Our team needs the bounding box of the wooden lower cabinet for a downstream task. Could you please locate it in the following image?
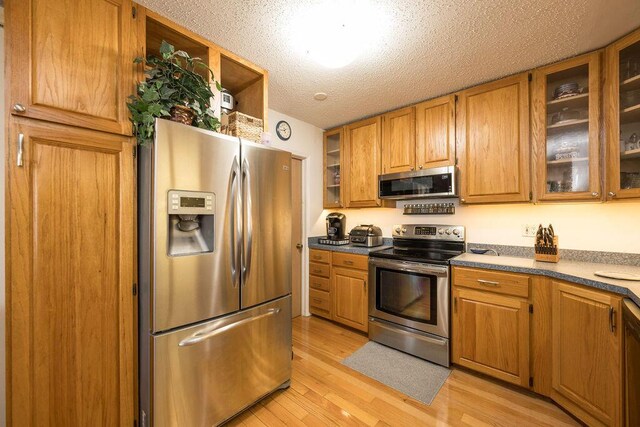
[452,267,624,426]
[551,281,622,427]
[332,266,368,332]
[6,118,136,426]
[308,250,368,332]
[309,249,332,319]
[452,287,530,387]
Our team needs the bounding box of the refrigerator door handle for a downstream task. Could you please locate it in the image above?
[177,308,281,347]
[230,157,241,288]
[241,157,253,285]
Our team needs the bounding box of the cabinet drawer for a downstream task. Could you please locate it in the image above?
[309,305,331,319]
[309,249,330,264]
[309,289,331,312]
[332,252,368,271]
[309,262,330,278]
[453,267,530,298]
[309,275,330,292]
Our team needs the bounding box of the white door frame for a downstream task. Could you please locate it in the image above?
[291,154,310,317]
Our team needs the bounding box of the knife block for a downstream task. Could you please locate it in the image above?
[534,236,560,263]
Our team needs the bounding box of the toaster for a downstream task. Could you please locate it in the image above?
[349,225,384,247]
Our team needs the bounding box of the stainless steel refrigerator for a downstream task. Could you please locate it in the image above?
[138,119,292,426]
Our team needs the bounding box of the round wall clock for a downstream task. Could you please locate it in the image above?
[276,120,292,141]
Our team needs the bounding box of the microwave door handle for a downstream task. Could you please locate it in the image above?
[241,157,253,285]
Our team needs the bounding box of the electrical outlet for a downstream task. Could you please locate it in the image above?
[521,224,538,237]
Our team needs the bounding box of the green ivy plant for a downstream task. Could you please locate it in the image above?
[127,41,222,145]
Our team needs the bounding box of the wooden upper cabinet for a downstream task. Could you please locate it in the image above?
[605,27,640,200]
[457,73,531,203]
[381,107,415,174]
[415,95,456,169]
[345,117,382,207]
[551,281,622,427]
[323,127,345,208]
[532,52,601,202]
[6,118,136,426]
[6,0,137,135]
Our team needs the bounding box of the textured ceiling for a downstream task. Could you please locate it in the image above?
[137,0,640,130]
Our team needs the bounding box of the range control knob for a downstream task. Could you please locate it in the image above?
[394,225,402,234]
[445,229,452,235]
[453,229,460,236]
[401,227,407,233]
[438,229,444,235]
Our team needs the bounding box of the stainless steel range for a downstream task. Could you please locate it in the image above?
[368,224,465,367]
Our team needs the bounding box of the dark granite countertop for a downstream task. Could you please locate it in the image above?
[308,236,392,255]
[451,253,640,306]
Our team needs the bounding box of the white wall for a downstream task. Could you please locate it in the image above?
[266,109,325,315]
[326,200,640,253]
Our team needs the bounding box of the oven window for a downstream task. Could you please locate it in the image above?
[376,268,437,324]
[379,173,452,197]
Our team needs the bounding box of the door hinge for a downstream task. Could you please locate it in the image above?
[529,304,533,314]
[133,283,137,296]
[454,94,459,103]
[528,73,532,82]
[132,6,137,18]
[529,377,534,387]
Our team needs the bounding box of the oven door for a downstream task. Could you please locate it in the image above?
[369,257,449,338]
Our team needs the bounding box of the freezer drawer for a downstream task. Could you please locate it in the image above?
[149,296,292,426]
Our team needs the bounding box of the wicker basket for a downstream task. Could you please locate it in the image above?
[220,111,263,142]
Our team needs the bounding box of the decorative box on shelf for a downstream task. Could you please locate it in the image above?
[220,111,263,142]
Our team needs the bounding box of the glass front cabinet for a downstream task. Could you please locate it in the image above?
[323,127,344,208]
[606,29,640,200]
[532,52,601,201]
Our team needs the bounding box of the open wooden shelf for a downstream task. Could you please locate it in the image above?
[620,103,640,125]
[621,73,640,91]
[547,157,589,165]
[547,118,589,130]
[547,93,589,114]
[621,148,640,160]
[326,163,340,168]
[326,148,340,154]
[326,184,340,188]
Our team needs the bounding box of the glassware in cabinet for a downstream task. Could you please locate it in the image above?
[533,53,601,201]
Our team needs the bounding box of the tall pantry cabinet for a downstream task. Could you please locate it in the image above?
[5,0,138,425]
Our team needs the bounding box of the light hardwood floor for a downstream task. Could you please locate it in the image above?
[226,316,579,426]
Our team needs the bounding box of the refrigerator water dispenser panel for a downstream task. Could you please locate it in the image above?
[167,190,215,256]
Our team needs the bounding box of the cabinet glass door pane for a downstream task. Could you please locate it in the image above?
[325,133,341,204]
[545,64,590,193]
[619,41,640,190]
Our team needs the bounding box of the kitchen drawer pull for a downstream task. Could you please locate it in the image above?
[477,279,499,286]
[609,306,616,333]
[312,298,322,304]
[313,269,322,274]
[343,260,354,265]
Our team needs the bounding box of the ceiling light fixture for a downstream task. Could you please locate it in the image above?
[292,0,388,69]
[314,92,328,101]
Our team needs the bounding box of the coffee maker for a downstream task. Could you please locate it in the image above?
[326,212,346,241]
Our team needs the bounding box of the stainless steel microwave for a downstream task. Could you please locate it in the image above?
[378,166,457,200]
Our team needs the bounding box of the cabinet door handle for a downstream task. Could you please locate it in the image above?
[608,191,616,198]
[477,279,499,287]
[591,192,599,197]
[16,133,24,167]
[609,306,615,333]
[13,103,26,113]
